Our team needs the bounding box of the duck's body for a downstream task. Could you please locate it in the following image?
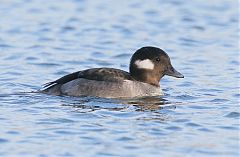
[41,46,184,98]
[42,68,163,98]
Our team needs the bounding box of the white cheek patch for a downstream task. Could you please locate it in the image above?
[134,59,154,70]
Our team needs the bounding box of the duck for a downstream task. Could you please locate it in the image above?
[41,46,184,98]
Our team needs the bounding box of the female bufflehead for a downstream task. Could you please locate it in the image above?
[41,46,184,98]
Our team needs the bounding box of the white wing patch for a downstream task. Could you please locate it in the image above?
[134,59,154,70]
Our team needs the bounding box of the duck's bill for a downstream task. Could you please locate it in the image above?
[165,67,184,78]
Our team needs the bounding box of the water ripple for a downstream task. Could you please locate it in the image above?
[0,0,238,157]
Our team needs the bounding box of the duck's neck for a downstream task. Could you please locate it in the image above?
[130,69,163,87]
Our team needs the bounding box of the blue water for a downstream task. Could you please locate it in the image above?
[0,0,239,156]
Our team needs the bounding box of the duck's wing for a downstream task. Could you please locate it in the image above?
[42,68,134,89]
[78,68,134,82]
[42,71,80,88]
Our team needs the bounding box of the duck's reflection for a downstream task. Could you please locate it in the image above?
[126,96,171,111]
[60,96,175,112]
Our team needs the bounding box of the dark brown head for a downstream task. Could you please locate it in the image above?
[129,46,184,86]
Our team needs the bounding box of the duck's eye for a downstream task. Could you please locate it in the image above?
[155,57,160,62]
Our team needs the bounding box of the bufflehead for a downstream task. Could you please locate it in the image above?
[41,46,184,98]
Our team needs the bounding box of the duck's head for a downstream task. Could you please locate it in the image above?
[129,46,184,86]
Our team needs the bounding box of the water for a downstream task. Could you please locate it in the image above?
[0,0,239,156]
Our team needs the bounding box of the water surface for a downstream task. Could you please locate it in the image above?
[0,0,239,156]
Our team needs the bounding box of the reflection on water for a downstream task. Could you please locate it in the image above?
[0,0,239,157]
[61,96,173,112]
